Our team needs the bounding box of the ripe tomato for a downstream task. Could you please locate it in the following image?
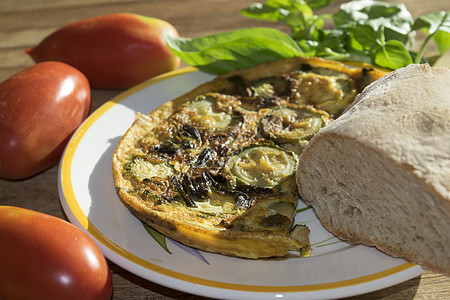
[0,61,90,180]
[0,206,113,300]
[26,13,180,89]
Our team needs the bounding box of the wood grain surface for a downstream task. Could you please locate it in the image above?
[0,0,449,299]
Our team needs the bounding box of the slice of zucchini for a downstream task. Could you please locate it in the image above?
[184,95,232,130]
[248,77,289,98]
[293,72,357,116]
[127,157,174,180]
[225,145,298,188]
[260,106,330,143]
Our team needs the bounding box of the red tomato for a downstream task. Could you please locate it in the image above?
[0,206,113,300]
[0,61,90,180]
[26,13,180,89]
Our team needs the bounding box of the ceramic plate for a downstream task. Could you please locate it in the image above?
[58,67,423,300]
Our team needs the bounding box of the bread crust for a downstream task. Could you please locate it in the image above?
[297,64,450,275]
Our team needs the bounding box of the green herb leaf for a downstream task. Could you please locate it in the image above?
[433,29,450,55]
[242,0,336,20]
[351,24,383,50]
[305,0,336,10]
[317,28,348,57]
[167,0,449,75]
[412,11,450,35]
[142,222,172,254]
[412,11,450,58]
[333,0,415,47]
[241,1,291,22]
[242,0,316,36]
[164,28,302,74]
[374,39,412,69]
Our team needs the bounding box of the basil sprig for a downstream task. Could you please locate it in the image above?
[412,11,450,65]
[165,0,450,73]
[164,27,302,74]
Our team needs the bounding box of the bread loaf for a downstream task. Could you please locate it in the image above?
[296,64,450,275]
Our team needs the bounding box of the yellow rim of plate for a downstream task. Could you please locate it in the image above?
[60,66,417,293]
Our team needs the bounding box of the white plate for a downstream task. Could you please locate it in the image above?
[58,67,423,300]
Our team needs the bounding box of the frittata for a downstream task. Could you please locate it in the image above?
[112,57,385,258]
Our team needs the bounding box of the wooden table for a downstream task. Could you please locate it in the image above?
[1,0,449,299]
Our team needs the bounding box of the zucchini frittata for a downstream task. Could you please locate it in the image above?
[112,57,386,258]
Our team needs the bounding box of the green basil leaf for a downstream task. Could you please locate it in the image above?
[242,1,316,33]
[412,11,450,55]
[374,39,412,69]
[241,0,309,21]
[334,0,414,47]
[241,1,290,22]
[285,4,314,30]
[351,24,383,50]
[336,0,413,28]
[142,222,172,254]
[296,39,319,56]
[164,28,302,74]
[165,27,300,54]
[412,11,450,34]
[316,28,348,57]
[433,30,450,55]
[242,0,335,16]
[305,0,336,10]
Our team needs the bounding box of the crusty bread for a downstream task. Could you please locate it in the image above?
[296,64,450,275]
